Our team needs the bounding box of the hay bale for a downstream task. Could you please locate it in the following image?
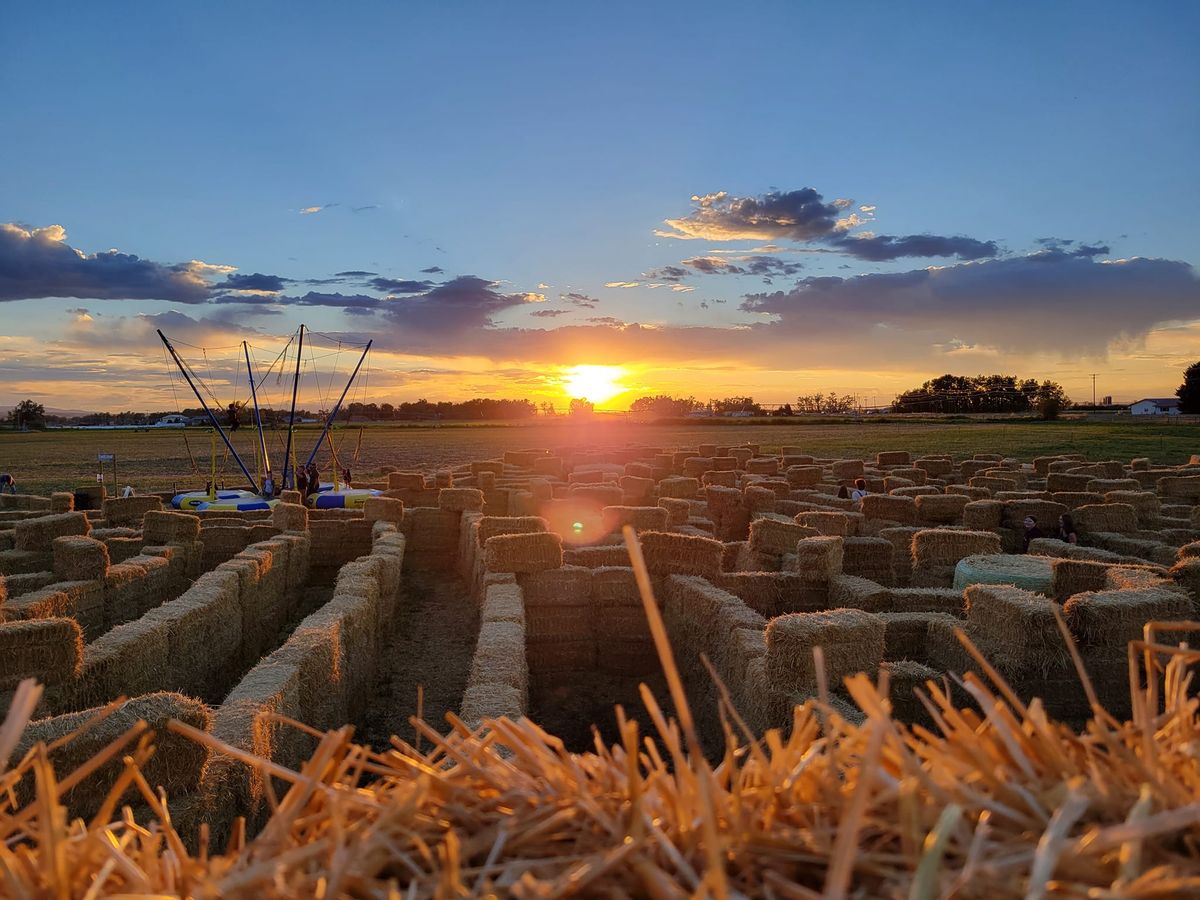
[73,615,172,709]
[832,459,865,479]
[879,611,959,661]
[590,566,640,606]
[562,545,631,568]
[765,608,884,695]
[1074,503,1138,535]
[3,586,71,621]
[518,565,591,607]
[14,512,91,552]
[876,451,910,466]
[1047,473,1094,492]
[657,497,693,526]
[101,495,162,526]
[49,492,75,513]
[842,537,894,584]
[637,531,723,578]
[481,582,525,625]
[525,640,596,673]
[142,510,201,544]
[602,505,670,533]
[362,496,404,527]
[791,536,844,583]
[1064,588,1194,648]
[748,518,818,556]
[477,516,547,544]
[915,457,954,478]
[829,574,890,612]
[953,553,1054,593]
[0,618,83,690]
[860,494,916,525]
[1049,559,1109,600]
[795,511,853,536]
[914,493,969,525]
[51,535,110,581]
[460,682,524,727]
[888,587,965,615]
[469,621,528,697]
[912,529,1001,567]
[964,583,1067,675]
[657,477,700,499]
[485,532,562,573]
[266,501,306,532]
[440,488,485,513]
[387,472,426,491]
[13,692,210,820]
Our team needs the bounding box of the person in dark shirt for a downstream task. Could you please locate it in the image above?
[295,469,309,496]
[0,473,15,495]
[1058,513,1078,545]
[1022,515,1044,552]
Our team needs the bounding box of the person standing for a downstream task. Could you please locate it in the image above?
[850,478,868,501]
[1022,515,1044,552]
[0,473,15,495]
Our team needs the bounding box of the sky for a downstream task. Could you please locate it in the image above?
[1,0,1198,412]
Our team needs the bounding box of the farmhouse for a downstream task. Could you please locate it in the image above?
[1129,397,1181,415]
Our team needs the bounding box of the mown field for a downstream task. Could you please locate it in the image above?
[1,417,1197,494]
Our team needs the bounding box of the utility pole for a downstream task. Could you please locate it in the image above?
[1089,373,1097,407]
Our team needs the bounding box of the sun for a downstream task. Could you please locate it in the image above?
[560,365,627,405]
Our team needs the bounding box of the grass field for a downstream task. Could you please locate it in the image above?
[1,417,1197,494]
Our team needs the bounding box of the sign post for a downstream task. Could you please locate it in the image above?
[97,453,116,491]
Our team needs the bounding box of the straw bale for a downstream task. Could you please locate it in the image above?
[887,586,965,614]
[795,510,854,536]
[51,535,110,581]
[530,456,563,478]
[101,495,162,526]
[517,565,591,607]
[970,475,1019,493]
[1047,473,1094,493]
[964,583,1067,675]
[682,457,713,478]
[469,620,528,696]
[142,569,242,697]
[700,470,736,488]
[728,447,754,467]
[829,574,890,612]
[912,529,1001,567]
[49,492,74,513]
[1000,499,1068,531]
[460,682,524,727]
[860,494,916,524]
[890,486,940,499]
[525,640,596,673]
[655,497,692,527]
[637,530,724,578]
[596,639,659,677]
[945,484,990,501]
[705,455,735,471]
[878,611,957,661]
[1049,559,1109,600]
[484,531,562,573]
[14,512,91,552]
[1086,478,1140,494]
[1064,587,1194,648]
[925,617,977,675]
[733,541,780,572]
[1104,564,1172,591]
[914,457,954,478]
[842,537,894,582]
[765,608,884,695]
[602,505,670,533]
[745,457,780,476]
[657,476,700,499]
[0,617,83,690]
[1048,491,1103,510]
[386,472,426,491]
[1171,558,1200,601]
[1103,490,1159,524]
[4,584,72,620]
[439,487,485,513]
[142,510,200,544]
[791,535,844,582]
[525,598,594,641]
[889,467,927,486]
[568,483,624,508]
[876,451,910,466]
[1067,461,1125,479]
[562,545,631,568]
[594,603,651,640]
[748,517,818,556]
[13,692,210,820]
[914,493,969,525]
[1158,475,1200,500]
[590,566,640,606]
[954,553,1054,593]
[832,459,865,479]
[716,572,823,617]
[619,475,654,501]
[1074,503,1138,535]
[73,615,171,709]
[481,582,525,625]
[474,515,545,546]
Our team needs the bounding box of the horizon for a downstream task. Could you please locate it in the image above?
[2,2,1198,412]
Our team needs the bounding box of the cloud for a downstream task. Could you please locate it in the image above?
[676,255,804,279]
[377,275,545,343]
[561,292,598,308]
[605,281,640,288]
[368,277,436,294]
[213,272,291,293]
[352,205,379,212]
[832,233,999,262]
[421,266,444,274]
[531,308,570,318]
[643,265,690,281]
[658,189,843,242]
[299,203,338,215]
[0,223,219,303]
[587,316,625,325]
[335,270,376,277]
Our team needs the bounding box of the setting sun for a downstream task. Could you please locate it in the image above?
[560,365,627,405]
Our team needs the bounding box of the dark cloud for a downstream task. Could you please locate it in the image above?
[659,189,844,242]
[420,266,444,274]
[586,316,625,326]
[368,277,436,294]
[212,272,291,292]
[351,205,379,212]
[561,291,598,308]
[290,292,382,310]
[1030,242,1110,259]
[0,223,215,303]
[334,270,376,277]
[378,276,543,341]
[531,308,570,317]
[832,233,999,262]
[644,265,690,282]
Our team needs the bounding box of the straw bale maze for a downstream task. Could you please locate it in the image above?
[3,445,1200,839]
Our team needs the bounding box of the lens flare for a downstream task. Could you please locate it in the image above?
[561,365,626,405]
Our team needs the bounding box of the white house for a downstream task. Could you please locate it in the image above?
[1129,398,1181,416]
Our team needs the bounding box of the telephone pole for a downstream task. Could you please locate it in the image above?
[1089,373,1098,407]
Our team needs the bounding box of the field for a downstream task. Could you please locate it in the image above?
[3,415,1198,494]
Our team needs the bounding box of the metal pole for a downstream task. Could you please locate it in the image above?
[156,329,259,493]
[244,341,271,481]
[281,325,305,490]
[304,340,372,470]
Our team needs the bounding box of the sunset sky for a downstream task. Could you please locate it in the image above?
[2,2,1198,412]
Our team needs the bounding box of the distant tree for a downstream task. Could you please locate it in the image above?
[710,396,763,415]
[893,374,1067,414]
[568,398,594,417]
[1034,380,1070,420]
[772,403,794,417]
[629,394,703,418]
[7,399,46,430]
[796,393,857,414]
[539,401,557,417]
[1178,361,1200,414]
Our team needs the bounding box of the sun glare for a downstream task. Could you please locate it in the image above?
[560,365,627,405]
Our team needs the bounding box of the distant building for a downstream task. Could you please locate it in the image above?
[155,414,188,427]
[1129,398,1181,416]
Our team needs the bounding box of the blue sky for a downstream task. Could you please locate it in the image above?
[2,1,1198,409]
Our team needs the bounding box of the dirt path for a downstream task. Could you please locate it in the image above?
[362,570,478,751]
